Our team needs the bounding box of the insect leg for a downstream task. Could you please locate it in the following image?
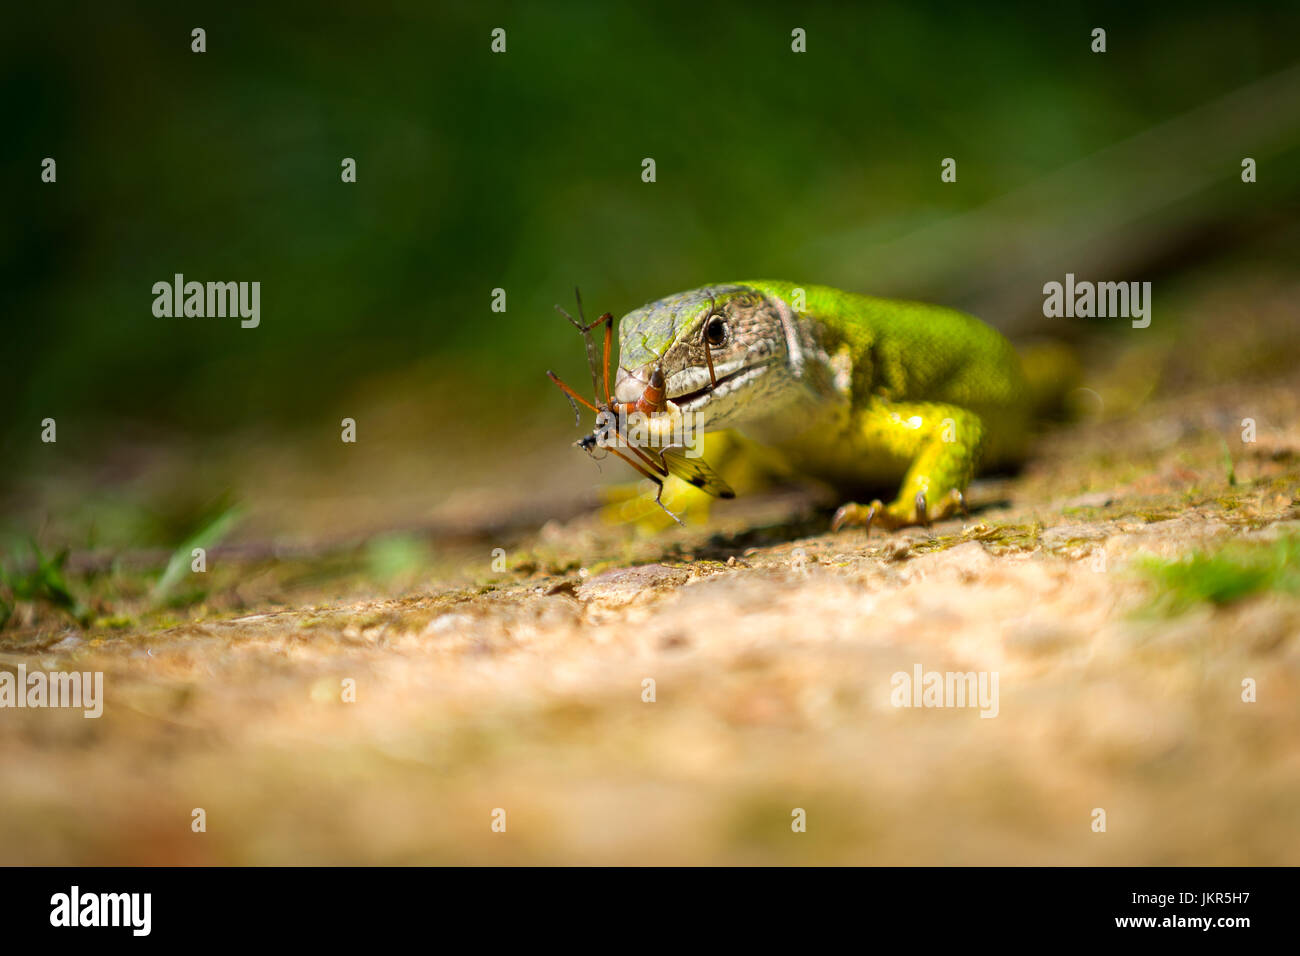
[700,294,719,388]
[547,370,603,425]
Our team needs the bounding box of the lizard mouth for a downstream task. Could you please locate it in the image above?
[670,361,772,406]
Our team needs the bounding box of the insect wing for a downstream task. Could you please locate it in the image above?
[660,447,735,499]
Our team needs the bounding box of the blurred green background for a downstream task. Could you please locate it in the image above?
[3,0,1299,557]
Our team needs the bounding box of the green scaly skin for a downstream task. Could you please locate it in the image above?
[605,281,1033,531]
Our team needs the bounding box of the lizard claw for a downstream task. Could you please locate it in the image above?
[831,500,880,533]
[951,488,968,517]
[830,504,851,532]
[838,488,969,531]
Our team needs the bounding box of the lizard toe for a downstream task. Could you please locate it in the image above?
[831,500,881,533]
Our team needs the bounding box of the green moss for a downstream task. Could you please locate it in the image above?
[92,614,136,629]
[506,548,584,576]
[909,532,967,555]
[1134,508,1180,523]
[357,611,398,629]
[962,521,1043,554]
[579,559,618,578]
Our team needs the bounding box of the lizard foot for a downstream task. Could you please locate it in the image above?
[831,499,883,533]
[831,488,967,532]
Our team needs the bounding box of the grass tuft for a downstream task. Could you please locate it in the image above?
[1138,535,1300,614]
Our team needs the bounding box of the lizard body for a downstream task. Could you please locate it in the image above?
[604,281,1037,529]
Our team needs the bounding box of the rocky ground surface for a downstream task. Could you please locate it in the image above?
[3,283,1299,864]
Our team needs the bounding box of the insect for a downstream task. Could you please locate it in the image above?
[547,289,734,524]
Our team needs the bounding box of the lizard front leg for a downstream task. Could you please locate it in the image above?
[831,401,983,532]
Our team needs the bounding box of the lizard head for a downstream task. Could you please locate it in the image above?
[612,284,800,431]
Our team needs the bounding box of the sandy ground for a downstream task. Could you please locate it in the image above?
[3,283,1299,864]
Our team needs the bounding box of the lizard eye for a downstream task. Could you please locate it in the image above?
[703,315,728,348]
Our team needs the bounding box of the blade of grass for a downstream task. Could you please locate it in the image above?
[152,504,243,603]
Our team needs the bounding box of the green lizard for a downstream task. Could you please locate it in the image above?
[598,281,1056,532]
